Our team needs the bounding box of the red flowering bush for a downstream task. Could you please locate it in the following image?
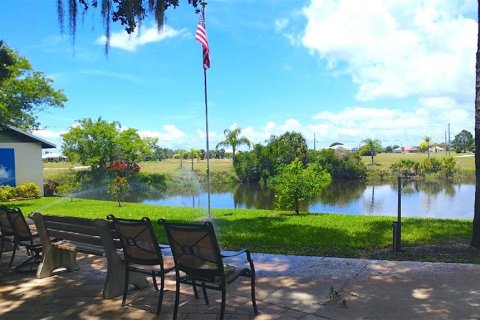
[104,160,140,177]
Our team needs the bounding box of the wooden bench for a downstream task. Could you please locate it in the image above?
[30,212,149,299]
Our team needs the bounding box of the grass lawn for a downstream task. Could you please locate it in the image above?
[43,159,234,179]
[139,159,234,175]
[3,197,477,263]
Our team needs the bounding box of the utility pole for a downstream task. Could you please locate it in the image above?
[445,130,447,155]
[314,132,316,151]
[448,123,451,156]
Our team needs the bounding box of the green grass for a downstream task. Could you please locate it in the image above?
[3,197,473,260]
[139,159,234,175]
[43,159,234,180]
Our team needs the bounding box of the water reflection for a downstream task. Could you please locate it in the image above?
[78,179,475,220]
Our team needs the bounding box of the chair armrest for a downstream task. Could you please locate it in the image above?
[221,249,248,258]
[159,244,170,250]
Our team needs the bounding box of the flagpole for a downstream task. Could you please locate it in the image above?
[201,2,211,219]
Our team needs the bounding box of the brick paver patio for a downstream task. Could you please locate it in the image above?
[2,250,480,319]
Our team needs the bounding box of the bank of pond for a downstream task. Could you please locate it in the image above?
[1,197,473,260]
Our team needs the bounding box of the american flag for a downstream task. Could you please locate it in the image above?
[195,11,210,70]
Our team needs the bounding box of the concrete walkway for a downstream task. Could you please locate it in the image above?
[1,251,480,319]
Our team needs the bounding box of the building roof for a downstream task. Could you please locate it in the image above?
[1,125,56,148]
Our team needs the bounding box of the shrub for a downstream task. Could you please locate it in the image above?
[441,157,457,179]
[314,149,367,180]
[0,185,16,201]
[14,183,40,199]
[421,158,442,174]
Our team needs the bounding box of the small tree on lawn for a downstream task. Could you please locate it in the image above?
[270,158,331,215]
[107,176,129,207]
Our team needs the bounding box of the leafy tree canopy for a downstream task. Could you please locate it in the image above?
[61,118,153,171]
[57,0,202,53]
[329,142,343,147]
[0,41,67,130]
[452,129,474,153]
[270,158,331,214]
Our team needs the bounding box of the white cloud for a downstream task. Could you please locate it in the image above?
[301,0,476,101]
[97,25,186,52]
[310,97,471,147]
[140,124,185,141]
[33,129,66,153]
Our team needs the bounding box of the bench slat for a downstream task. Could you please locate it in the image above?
[43,215,96,226]
[44,221,99,236]
[47,230,103,247]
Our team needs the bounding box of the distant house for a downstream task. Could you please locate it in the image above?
[0,125,55,196]
[42,152,68,162]
[430,146,445,153]
[393,146,418,154]
[329,144,349,153]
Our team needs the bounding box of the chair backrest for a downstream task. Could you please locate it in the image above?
[159,220,224,278]
[0,206,14,237]
[107,215,163,265]
[6,207,33,243]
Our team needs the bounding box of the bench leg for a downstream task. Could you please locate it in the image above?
[103,257,148,299]
[37,247,79,279]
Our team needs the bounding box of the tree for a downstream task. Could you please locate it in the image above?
[116,128,153,163]
[0,41,67,130]
[452,130,474,153]
[57,0,201,54]
[270,159,331,215]
[216,128,252,164]
[422,136,432,158]
[329,142,343,147]
[266,131,309,166]
[189,148,201,170]
[61,118,150,174]
[472,0,480,248]
[362,139,382,164]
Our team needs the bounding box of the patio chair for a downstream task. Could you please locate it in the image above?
[159,219,258,320]
[6,207,42,271]
[107,215,174,315]
[0,205,16,261]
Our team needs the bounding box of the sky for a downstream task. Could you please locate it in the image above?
[0,0,477,152]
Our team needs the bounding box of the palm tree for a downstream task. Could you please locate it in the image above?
[190,149,201,170]
[216,128,252,164]
[423,136,432,158]
[362,138,382,165]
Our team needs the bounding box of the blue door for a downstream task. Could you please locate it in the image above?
[0,148,16,187]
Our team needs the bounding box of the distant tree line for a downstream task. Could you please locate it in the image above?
[233,131,367,183]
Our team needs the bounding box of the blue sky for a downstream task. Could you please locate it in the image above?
[0,0,477,152]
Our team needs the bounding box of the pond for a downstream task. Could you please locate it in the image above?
[136,180,475,220]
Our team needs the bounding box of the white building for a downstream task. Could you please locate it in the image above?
[0,125,55,196]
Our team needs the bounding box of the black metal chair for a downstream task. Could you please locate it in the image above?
[107,215,174,315]
[0,205,16,261]
[159,219,258,320]
[6,207,42,271]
